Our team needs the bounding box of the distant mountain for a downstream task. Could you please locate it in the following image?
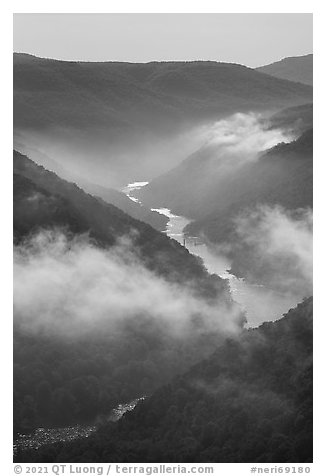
[18,298,312,463]
[257,54,313,86]
[14,54,312,187]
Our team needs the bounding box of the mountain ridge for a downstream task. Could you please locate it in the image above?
[14,52,312,187]
[256,54,313,86]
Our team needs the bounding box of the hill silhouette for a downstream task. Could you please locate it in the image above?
[257,54,313,86]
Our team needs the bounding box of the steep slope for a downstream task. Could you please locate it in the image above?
[77,181,168,231]
[185,128,313,241]
[137,114,312,222]
[14,54,312,186]
[13,150,223,296]
[14,151,244,433]
[136,121,312,294]
[183,129,313,293]
[17,298,312,463]
[13,140,168,231]
[267,103,313,135]
[14,173,88,238]
[257,54,313,86]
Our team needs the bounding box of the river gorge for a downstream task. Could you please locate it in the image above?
[123,181,303,328]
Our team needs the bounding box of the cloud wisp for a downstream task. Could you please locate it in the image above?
[233,205,313,296]
[204,112,292,167]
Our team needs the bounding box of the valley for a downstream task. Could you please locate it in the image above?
[12,39,313,464]
[122,179,303,328]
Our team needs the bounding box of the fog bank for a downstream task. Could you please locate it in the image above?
[233,205,312,296]
[14,230,242,337]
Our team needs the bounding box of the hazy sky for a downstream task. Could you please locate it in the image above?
[13,13,312,67]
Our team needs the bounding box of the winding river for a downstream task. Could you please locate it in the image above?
[123,182,302,328]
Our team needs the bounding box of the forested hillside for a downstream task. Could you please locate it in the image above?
[14,54,312,186]
[14,54,312,130]
[14,150,226,293]
[14,151,242,433]
[185,128,312,241]
[13,140,168,231]
[16,298,312,463]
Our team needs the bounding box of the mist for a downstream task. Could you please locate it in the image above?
[14,230,242,338]
[14,121,215,189]
[232,205,313,296]
[201,112,294,176]
[14,110,294,195]
[137,111,296,221]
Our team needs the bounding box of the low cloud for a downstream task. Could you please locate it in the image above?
[14,230,242,338]
[204,112,293,169]
[233,205,313,296]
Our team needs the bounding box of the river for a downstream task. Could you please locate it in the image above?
[123,182,302,328]
[14,397,145,455]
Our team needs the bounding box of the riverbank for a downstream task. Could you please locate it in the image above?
[14,397,146,455]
